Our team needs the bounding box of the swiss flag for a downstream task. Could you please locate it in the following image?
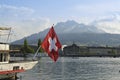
[41,26,62,62]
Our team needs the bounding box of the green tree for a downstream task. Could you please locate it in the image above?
[24,39,28,49]
[20,38,34,53]
[37,39,41,48]
[37,39,43,52]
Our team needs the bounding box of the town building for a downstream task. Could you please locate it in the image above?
[63,44,120,57]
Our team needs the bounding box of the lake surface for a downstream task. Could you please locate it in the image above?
[18,57,120,80]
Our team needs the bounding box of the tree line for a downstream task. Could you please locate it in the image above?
[20,38,43,54]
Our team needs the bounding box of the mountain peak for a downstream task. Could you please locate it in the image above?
[65,20,78,24]
[13,20,106,44]
[56,20,78,27]
[54,20,105,34]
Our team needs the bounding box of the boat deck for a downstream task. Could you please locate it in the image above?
[9,60,37,63]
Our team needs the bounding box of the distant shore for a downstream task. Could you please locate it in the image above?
[60,54,120,58]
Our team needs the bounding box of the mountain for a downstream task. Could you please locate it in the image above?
[12,20,120,46]
[54,20,105,33]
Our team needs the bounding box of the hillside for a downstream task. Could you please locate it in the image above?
[12,20,120,46]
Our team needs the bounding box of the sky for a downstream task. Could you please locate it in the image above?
[0,0,120,41]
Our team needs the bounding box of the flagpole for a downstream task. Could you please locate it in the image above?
[33,46,41,60]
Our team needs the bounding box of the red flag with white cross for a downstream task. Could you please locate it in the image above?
[41,26,61,62]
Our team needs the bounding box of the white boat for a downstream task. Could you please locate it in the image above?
[0,27,38,79]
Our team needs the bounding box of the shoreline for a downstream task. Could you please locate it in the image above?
[60,55,120,58]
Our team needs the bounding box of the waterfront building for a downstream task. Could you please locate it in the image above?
[63,44,120,57]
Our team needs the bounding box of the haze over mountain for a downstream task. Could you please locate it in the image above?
[54,20,105,34]
[12,20,120,46]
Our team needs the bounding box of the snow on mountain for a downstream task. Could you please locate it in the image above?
[54,20,105,34]
[12,20,105,45]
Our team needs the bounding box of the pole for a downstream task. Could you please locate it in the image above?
[20,75,22,80]
[33,46,41,60]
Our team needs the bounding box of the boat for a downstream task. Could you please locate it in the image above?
[0,27,38,79]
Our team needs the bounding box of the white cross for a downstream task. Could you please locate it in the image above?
[48,37,58,52]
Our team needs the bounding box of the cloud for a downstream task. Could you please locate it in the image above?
[93,13,120,34]
[4,17,51,41]
[73,1,120,17]
[0,5,51,41]
[0,5,34,18]
[14,18,51,38]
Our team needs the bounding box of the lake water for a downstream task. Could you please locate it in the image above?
[18,57,120,80]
